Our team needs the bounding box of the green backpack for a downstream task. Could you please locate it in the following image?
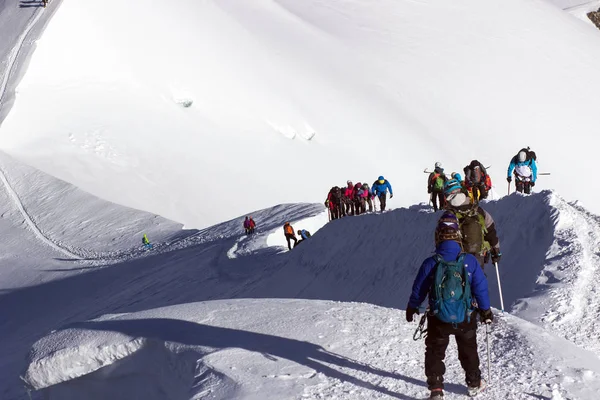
[455,209,490,256]
[432,173,445,192]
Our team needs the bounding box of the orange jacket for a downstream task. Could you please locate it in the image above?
[284,224,294,235]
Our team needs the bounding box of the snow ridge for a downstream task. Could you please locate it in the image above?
[528,195,600,355]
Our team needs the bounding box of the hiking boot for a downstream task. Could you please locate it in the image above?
[467,379,486,397]
[429,388,444,399]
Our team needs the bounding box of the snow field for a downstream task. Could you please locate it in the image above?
[2,0,600,228]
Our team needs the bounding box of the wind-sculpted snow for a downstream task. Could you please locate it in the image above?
[2,171,600,399]
[24,299,600,399]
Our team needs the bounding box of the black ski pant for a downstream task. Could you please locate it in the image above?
[515,180,532,194]
[425,313,481,391]
[430,191,445,212]
[366,197,373,212]
[345,199,354,216]
[329,202,341,220]
[378,194,387,211]
[354,198,366,215]
[285,234,297,250]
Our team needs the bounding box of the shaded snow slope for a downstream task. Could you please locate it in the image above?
[25,299,600,400]
[4,189,600,399]
[2,0,600,228]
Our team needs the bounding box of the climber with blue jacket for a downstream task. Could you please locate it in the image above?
[371,176,393,212]
[507,147,538,194]
[406,212,491,399]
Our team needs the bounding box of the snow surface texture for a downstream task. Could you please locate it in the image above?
[0,184,596,399]
[24,300,600,400]
[2,0,600,228]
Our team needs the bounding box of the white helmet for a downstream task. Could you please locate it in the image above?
[518,151,527,162]
[435,162,442,168]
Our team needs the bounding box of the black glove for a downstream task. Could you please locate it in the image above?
[491,250,502,264]
[406,307,419,322]
[530,181,535,187]
[479,309,493,324]
[506,177,512,183]
[427,188,432,194]
[390,193,394,198]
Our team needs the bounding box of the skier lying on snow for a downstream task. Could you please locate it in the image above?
[406,213,493,399]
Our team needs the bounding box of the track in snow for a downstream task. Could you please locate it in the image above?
[0,4,43,112]
[0,160,80,259]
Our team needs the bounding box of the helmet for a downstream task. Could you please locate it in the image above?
[444,179,462,195]
[518,151,527,162]
[378,176,384,181]
[435,212,462,245]
[451,172,462,182]
[435,162,442,168]
[297,230,302,235]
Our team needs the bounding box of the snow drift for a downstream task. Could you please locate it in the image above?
[5,188,599,399]
[1,0,600,228]
[24,299,600,400]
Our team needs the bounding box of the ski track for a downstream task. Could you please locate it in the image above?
[0,5,43,108]
[0,161,80,259]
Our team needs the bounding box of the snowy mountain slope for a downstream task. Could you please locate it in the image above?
[3,188,600,398]
[0,153,322,399]
[23,299,600,400]
[2,0,600,228]
[0,0,59,123]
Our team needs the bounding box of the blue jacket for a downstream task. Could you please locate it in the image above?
[299,229,310,240]
[507,157,537,182]
[371,180,393,196]
[408,240,490,311]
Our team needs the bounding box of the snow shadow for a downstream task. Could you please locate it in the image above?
[64,318,465,399]
[19,0,45,8]
[482,192,555,311]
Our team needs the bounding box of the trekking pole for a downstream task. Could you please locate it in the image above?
[538,172,551,176]
[327,207,331,222]
[507,181,511,196]
[494,262,505,313]
[486,323,492,384]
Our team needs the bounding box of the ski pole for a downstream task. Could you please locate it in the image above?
[507,181,511,196]
[538,172,551,176]
[486,323,491,384]
[494,262,505,313]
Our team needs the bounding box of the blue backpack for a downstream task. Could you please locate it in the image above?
[431,253,473,324]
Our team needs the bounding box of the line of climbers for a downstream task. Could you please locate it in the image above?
[405,150,540,398]
[427,147,538,212]
[325,176,393,220]
[407,156,516,398]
